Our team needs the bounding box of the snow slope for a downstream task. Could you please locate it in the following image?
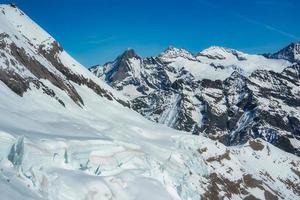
[0,4,299,200]
[0,4,125,103]
[1,73,300,200]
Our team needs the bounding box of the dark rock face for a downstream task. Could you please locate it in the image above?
[9,42,84,106]
[0,69,29,96]
[104,49,141,84]
[38,42,122,104]
[91,46,300,156]
[0,30,129,109]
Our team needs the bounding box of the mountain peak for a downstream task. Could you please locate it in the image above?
[200,46,235,55]
[163,45,190,54]
[0,3,17,7]
[8,3,17,8]
[165,45,180,51]
[119,48,140,60]
[198,46,247,61]
[159,46,194,60]
[289,41,300,46]
[0,3,22,14]
[272,42,300,62]
[281,42,300,52]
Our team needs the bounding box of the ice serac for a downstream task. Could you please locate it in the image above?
[91,43,300,156]
[1,4,300,200]
[7,137,24,167]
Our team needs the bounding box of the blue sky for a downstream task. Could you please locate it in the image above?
[2,0,300,66]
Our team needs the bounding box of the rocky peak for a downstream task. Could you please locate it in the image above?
[100,48,142,85]
[91,42,300,156]
[119,48,140,60]
[271,42,300,62]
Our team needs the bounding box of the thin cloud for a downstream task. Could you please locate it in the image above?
[264,25,300,40]
[234,13,300,40]
[195,0,300,40]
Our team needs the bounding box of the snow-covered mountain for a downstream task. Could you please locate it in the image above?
[0,4,300,200]
[269,42,300,63]
[0,4,128,108]
[90,43,300,156]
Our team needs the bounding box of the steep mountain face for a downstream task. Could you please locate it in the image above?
[0,4,128,108]
[1,4,300,200]
[269,42,300,63]
[91,44,300,156]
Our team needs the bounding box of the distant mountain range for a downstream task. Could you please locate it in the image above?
[90,43,300,156]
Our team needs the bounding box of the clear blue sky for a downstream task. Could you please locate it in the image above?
[2,0,300,66]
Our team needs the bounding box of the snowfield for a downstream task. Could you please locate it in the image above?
[0,4,299,200]
[1,82,299,200]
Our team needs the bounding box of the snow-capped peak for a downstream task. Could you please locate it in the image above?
[272,42,300,62]
[197,46,247,61]
[159,46,195,60]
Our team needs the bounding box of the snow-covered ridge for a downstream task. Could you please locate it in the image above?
[0,4,54,49]
[197,46,246,60]
[159,46,196,60]
[0,3,127,106]
[91,43,300,156]
[95,44,291,83]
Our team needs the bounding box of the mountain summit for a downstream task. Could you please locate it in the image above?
[159,46,195,60]
[197,46,247,61]
[271,42,300,62]
[91,44,300,156]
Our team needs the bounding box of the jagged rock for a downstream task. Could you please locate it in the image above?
[91,45,300,156]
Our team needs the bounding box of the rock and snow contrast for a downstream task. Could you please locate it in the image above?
[91,42,300,157]
[0,4,299,200]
